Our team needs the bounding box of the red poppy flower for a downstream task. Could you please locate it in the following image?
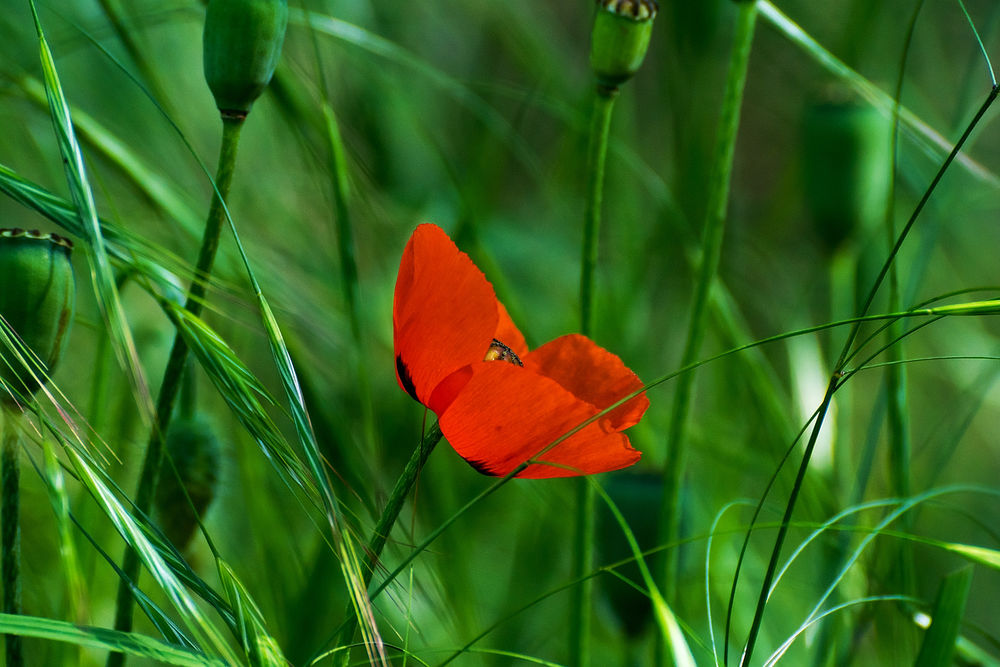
[393,223,648,479]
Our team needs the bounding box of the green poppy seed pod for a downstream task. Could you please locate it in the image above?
[802,97,892,251]
[153,417,222,550]
[203,0,289,120]
[598,472,663,638]
[0,229,75,406]
[590,0,658,91]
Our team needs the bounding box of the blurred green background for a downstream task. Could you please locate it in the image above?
[2,0,1000,664]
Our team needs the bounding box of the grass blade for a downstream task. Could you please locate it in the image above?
[0,613,222,667]
[914,566,974,667]
[26,0,155,430]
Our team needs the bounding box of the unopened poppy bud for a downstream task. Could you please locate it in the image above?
[153,417,222,550]
[0,229,75,405]
[203,0,288,120]
[590,0,658,91]
[802,95,891,250]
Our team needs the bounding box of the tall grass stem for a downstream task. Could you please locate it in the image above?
[738,80,1000,667]
[572,86,618,667]
[659,0,758,604]
[2,407,23,666]
[334,424,442,665]
[107,116,245,667]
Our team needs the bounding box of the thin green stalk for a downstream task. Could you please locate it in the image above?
[1,407,23,667]
[578,90,617,338]
[884,3,920,642]
[322,103,379,458]
[334,424,442,665]
[737,78,1000,667]
[107,117,245,667]
[572,86,617,667]
[659,0,758,604]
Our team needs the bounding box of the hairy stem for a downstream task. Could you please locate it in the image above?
[2,407,23,667]
[659,0,758,606]
[107,116,244,667]
[335,424,442,665]
[571,85,618,667]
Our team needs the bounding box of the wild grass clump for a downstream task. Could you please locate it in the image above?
[0,1,998,665]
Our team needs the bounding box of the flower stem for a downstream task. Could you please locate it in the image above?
[107,116,244,667]
[335,423,442,665]
[572,85,618,667]
[658,1,758,610]
[579,88,618,339]
[1,406,23,667]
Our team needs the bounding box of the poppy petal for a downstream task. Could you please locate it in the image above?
[524,334,649,431]
[439,363,641,479]
[393,224,499,408]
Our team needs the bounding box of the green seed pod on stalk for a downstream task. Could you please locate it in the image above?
[153,416,222,550]
[203,0,288,120]
[590,0,658,92]
[802,96,892,251]
[0,229,75,407]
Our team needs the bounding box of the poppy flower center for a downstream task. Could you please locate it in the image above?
[484,338,523,366]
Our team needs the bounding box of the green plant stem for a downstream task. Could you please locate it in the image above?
[571,85,617,667]
[2,407,23,667]
[335,424,441,665]
[322,103,378,458]
[738,77,1000,667]
[659,0,758,606]
[107,116,244,667]
[885,4,918,640]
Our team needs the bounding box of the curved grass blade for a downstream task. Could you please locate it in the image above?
[61,443,241,663]
[590,479,695,667]
[26,0,155,431]
[758,0,999,186]
[0,163,181,291]
[914,566,974,667]
[159,300,316,504]
[940,542,1000,570]
[0,613,222,667]
[216,560,286,666]
[17,74,202,239]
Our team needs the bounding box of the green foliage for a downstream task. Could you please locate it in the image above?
[0,1,998,665]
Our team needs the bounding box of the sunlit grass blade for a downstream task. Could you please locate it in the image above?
[914,566,974,667]
[758,0,999,186]
[0,613,222,667]
[0,163,178,285]
[253,292,386,666]
[159,300,316,502]
[61,443,240,662]
[216,560,285,666]
[27,0,155,430]
[18,75,202,239]
[590,479,695,666]
[940,543,1000,569]
[39,439,87,625]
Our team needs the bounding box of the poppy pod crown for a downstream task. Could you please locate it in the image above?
[0,228,76,406]
[393,223,648,479]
